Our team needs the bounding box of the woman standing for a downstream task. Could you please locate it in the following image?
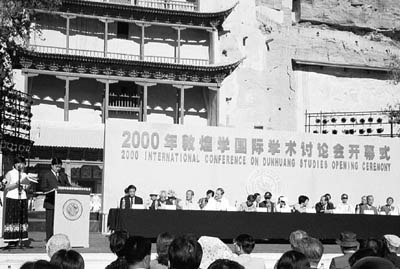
[2,156,32,244]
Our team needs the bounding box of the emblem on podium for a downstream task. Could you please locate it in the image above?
[63,199,83,221]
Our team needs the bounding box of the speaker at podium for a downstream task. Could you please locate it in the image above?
[53,186,91,248]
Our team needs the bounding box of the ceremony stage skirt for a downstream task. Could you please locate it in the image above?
[4,198,28,242]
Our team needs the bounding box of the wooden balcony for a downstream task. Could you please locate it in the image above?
[84,0,199,11]
[28,45,209,66]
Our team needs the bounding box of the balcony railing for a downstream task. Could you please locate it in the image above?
[85,0,199,12]
[28,45,209,66]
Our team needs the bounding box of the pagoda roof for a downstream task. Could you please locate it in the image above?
[57,0,238,28]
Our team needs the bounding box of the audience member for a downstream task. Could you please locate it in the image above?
[294,237,324,269]
[199,236,234,269]
[355,196,367,214]
[293,195,309,213]
[208,259,244,269]
[21,260,58,269]
[254,193,262,207]
[289,230,308,250]
[204,188,230,211]
[232,234,266,269]
[383,234,400,268]
[330,232,359,269]
[120,185,143,209]
[46,234,71,259]
[259,192,275,212]
[276,196,292,213]
[50,249,85,269]
[238,195,257,212]
[179,190,198,210]
[276,250,311,269]
[351,257,395,269]
[348,249,378,267]
[315,195,334,213]
[336,194,354,214]
[150,232,175,269]
[199,190,215,210]
[359,195,378,215]
[106,231,129,269]
[380,198,400,216]
[125,236,151,269]
[168,235,203,269]
[363,238,388,257]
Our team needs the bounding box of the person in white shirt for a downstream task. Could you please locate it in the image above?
[276,196,292,213]
[233,234,266,269]
[204,188,230,211]
[335,193,354,214]
[179,190,198,210]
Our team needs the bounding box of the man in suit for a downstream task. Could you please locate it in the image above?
[120,185,143,209]
[359,195,378,215]
[330,232,359,269]
[40,157,71,241]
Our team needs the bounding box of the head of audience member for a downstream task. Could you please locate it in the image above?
[298,196,309,207]
[324,193,331,201]
[21,260,58,269]
[51,157,63,174]
[207,259,244,269]
[125,236,151,269]
[348,248,378,266]
[156,232,175,266]
[289,230,308,250]
[186,190,195,202]
[46,233,71,258]
[383,234,400,253]
[198,236,234,269]
[14,156,26,172]
[254,193,261,204]
[319,196,327,206]
[50,249,84,269]
[336,232,359,254]
[385,197,394,207]
[245,195,256,207]
[363,238,389,257]
[264,192,272,202]
[366,195,374,206]
[294,237,324,268]
[215,188,224,202]
[126,185,136,198]
[360,196,367,205]
[351,257,395,269]
[276,250,311,269]
[168,235,203,269]
[233,234,255,255]
[206,190,215,200]
[160,191,168,202]
[341,194,349,204]
[109,231,128,258]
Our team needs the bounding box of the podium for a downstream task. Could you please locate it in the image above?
[53,186,91,248]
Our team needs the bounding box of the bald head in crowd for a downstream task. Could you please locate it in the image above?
[294,237,324,268]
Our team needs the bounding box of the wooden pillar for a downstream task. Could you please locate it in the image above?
[100,19,114,57]
[173,27,186,64]
[56,76,79,122]
[97,79,118,122]
[136,82,156,122]
[61,15,76,54]
[23,73,38,94]
[208,86,219,126]
[173,85,192,125]
[136,23,151,60]
[208,29,218,64]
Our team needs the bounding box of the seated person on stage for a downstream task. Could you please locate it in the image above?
[380,197,400,216]
[50,249,85,269]
[289,230,308,250]
[150,232,175,269]
[179,190,198,210]
[315,195,334,213]
[325,193,335,209]
[253,193,262,208]
[208,259,244,269]
[204,188,230,211]
[125,236,151,269]
[293,195,309,213]
[355,195,367,214]
[167,189,180,206]
[359,195,378,215]
[157,190,173,209]
[293,237,324,269]
[233,234,266,269]
[238,195,257,212]
[106,231,128,269]
[276,196,291,213]
[46,233,71,259]
[169,235,203,269]
[276,250,310,269]
[147,191,158,210]
[335,194,354,214]
[198,190,214,210]
[120,185,143,209]
[329,231,359,269]
[383,234,400,268]
[258,192,275,212]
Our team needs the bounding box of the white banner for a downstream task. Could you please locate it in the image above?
[103,119,400,212]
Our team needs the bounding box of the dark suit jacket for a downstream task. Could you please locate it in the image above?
[40,170,71,209]
[315,202,335,213]
[120,196,143,209]
[359,204,378,215]
[329,253,353,269]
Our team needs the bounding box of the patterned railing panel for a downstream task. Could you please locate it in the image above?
[84,0,198,11]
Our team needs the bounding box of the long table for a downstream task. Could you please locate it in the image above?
[107,209,400,240]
